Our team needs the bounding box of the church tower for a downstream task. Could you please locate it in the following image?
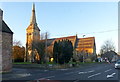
[26,3,40,62]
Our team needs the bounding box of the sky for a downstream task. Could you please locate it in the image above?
[1,2,118,54]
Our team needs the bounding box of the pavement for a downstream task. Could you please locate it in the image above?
[2,63,120,81]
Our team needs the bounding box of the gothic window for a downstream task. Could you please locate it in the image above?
[28,33,31,35]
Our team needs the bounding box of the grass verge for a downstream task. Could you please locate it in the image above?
[13,62,32,64]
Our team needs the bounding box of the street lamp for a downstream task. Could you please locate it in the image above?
[83,35,85,63]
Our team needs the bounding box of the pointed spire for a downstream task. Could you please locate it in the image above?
[32,3,35,11]
[30,3,37,25]
[27,3,40,31]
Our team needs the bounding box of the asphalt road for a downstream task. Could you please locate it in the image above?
[2,63,120,81]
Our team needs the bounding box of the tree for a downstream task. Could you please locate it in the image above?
[12,40,25,62]
[31,32,50,63]
[100,40,116,62]
[102,51,118,62]
[40,32,50,40]
[100,40,116,55]
[32,41,45,63]
[13,46,25,62]
[13,39,22,47]
[53,41,59,63]
[53,40,73,64]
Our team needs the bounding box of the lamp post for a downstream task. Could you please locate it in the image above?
[83,35,85,63]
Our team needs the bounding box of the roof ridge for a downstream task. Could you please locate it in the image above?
[2,20,13,34]
[55,35,76,39]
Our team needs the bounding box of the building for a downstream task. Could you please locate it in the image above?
[47,36,96,62]
[26,3,40,62]
[26,4,96,62]
[47,35,78,56]
[0,9,13,72]
[102,51,119,62]
[76,37,96,55]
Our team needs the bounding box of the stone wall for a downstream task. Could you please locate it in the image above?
[2,32,13,72]
[0,10,2,73]
[0,32,2,73]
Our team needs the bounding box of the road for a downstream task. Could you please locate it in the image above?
[2,63,120,81]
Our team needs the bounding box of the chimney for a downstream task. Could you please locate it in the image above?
[0,9,3,20]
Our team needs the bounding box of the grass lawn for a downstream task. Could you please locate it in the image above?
[13,61,102,65]
[12,61,104,69]
[13,62,32,64]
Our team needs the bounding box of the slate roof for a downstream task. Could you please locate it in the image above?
[2,20,13,34]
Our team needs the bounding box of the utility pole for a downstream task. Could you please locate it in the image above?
[83,35,85,63]
[45,32,48,64]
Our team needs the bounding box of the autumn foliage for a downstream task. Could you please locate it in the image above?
[12,46,25,62]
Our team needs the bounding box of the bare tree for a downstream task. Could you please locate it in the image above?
[32,32,50,63]
[100,40,115,55]
[40,32,50,40]
[32,41,45,63]
[40,32,50,63]
[40,33,45,40]
[13,39,22,47]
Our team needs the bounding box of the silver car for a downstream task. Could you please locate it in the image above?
[115,61,120,69]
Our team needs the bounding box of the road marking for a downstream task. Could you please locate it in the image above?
[46,76,55,78]
[44,70,48,72]
[74,79,80,82]
[88,73,101,78]
[107,73,116,78]
[38,78,47,80]
[78,72,85,74]
[78,72,87,74]
[105,69,112,72]
[78,70,94,74]
[65,72,74,75]
[88,70,95,73]
[38,76,55,80]
[17,73,31,77]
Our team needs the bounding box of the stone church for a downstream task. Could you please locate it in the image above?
[0,9,13,72]
[26,3,40,62]
[26,4,96,62]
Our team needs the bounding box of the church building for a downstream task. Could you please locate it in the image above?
[26,3,40,62]
[25,4,96,62]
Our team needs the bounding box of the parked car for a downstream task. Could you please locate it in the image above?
[115,60,120,69]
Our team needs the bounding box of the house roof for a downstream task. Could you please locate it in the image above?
[55,35,76,40]
[76,37,95,49]
[47,35,77,54]
[2,20,13,34]
[40,38,55,46]
[50,35,77,46]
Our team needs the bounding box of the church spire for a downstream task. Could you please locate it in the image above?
[30,3,37,25]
